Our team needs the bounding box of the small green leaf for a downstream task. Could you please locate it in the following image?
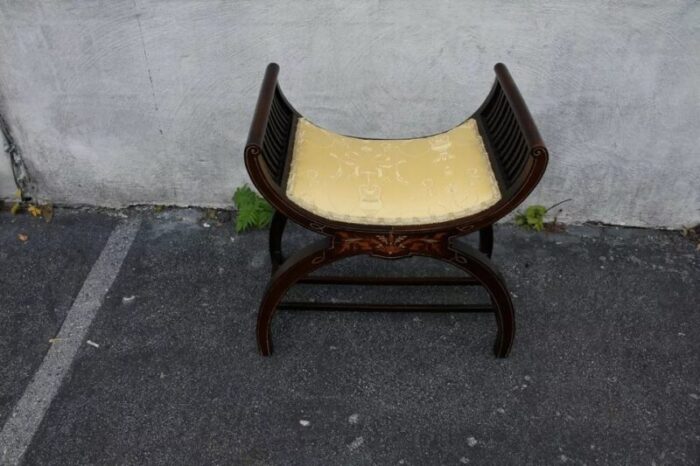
[235,206,255,233]
[515,205,547,231]
[255,201,274,227]
[233,185,257,207]
[516,201,570,232]
[233,184,274,232]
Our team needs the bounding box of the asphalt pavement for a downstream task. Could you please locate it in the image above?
[1,208,698,465]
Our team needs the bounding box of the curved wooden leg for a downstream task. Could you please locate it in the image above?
[478,225,494,258]
[257,237,344,356]
[269,210,287,273]
[430,240,514,357]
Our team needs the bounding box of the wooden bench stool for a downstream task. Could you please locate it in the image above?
[244,63,548,357]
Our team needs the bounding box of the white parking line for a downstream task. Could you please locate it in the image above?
[0,217,141,465]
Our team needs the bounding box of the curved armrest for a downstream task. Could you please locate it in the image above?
[493,63,545,151]
[246,63,279,149]
[245,63,297,185]
[478,63,549,192]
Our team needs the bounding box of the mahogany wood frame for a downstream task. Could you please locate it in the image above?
[245,63,548,357]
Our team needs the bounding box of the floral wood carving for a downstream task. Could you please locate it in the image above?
[334,232,449,258]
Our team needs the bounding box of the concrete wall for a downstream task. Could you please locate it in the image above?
[0,0,698,227]
[0,155,14,199]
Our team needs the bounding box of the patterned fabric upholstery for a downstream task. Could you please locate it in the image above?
[285,118,501,225]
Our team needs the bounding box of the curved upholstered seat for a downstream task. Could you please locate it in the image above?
[244,63,549,358]
[286,118,501,225]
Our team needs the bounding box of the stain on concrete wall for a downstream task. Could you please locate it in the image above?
[0,1,698,227]
[0,108,28,199]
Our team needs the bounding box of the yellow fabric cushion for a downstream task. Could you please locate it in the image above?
[285,118,501,225]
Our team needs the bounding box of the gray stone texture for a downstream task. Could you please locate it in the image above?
[1,1,699,227]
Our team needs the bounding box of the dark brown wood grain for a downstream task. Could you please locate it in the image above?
[333,232,449,258]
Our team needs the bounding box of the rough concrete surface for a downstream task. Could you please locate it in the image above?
[0,209,696,464]
[0,211,116,428]
[0,158,13,200]
[0,218,139,465]
[0,1,699,227]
